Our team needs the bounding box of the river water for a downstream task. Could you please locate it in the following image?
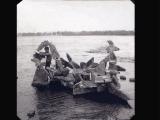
[17,35,135,120]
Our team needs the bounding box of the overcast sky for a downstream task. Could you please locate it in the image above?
[17,0,134,33]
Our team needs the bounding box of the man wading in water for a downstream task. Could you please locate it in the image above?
[44,46,52,69]
[36,46,53,80]
[37,42,69,79]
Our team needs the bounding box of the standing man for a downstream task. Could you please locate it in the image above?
[44,46,52,69]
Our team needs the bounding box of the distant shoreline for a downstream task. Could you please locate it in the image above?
[17,30,134,37]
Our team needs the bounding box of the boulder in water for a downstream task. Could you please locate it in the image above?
[116,65,126,71]
[129,78,135,82]
[120,75,126,80]
[27,110,35,118]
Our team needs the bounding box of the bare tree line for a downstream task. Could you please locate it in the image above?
[17,30,134,36]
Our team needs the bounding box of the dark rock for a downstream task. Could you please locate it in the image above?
[109,70,120,75]
[81,72,90,80]
[27,110,35,118]
[129,78,135,82]
[86,57,94,67]
[80,62,87,69]
[120,75,126,80]
[130,115,135,120]
[66,53,72,62]
[116,65,126,71]
[90,63,98,68]
[60,58,73,68]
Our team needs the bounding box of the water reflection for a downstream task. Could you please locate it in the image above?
[33,87,131,120]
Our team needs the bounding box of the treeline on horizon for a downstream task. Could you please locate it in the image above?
[17,30,134,36]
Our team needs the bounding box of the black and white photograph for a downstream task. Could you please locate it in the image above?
[17,0,135,120]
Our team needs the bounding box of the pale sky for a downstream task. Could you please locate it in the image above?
[17,0,134,33]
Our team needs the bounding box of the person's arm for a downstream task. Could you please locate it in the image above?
[38,52,51,58]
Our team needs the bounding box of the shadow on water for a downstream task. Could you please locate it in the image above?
[68,83,130,108]
[36,82,131,108]
[74,92,132,109]
[32,82,132,120]
[40,84,130,106]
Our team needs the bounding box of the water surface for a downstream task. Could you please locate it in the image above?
[17,35,135,120]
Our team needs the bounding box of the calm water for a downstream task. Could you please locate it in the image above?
[17,35,135,120]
